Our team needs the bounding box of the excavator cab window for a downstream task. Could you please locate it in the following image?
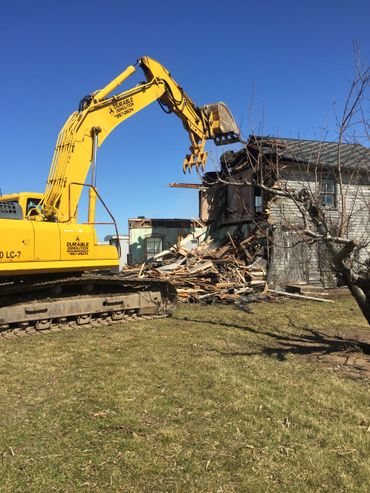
[0,200,23,220]
[26,198,42,217]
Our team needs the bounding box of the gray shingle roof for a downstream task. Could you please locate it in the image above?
[250,136,370,170]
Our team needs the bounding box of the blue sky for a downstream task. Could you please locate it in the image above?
[0,0,369,236]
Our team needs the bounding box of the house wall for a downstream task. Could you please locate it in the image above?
[224,169,255,224]
[200,186,225,224]
[105,234,129,270]
[200,169,254,225]
[267,165,370,288]
[128,220,201,264]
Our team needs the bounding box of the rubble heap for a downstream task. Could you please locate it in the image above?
[121,228,269,304]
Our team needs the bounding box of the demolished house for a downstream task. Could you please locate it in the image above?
[121,136,370,301]
[200,136,370,289]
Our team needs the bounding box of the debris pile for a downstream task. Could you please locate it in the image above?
[121,228,269,304]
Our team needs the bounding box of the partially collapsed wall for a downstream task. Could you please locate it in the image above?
[199,138,370,289]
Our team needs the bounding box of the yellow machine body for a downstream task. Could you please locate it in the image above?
[0,193,118,275]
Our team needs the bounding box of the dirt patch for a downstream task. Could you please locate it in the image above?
[263,326,370,381]
[325,287,355,300]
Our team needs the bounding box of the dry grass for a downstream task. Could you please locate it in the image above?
[0,298,369,492]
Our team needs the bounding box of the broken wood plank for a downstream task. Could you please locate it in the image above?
[187,261,215,274]
[227,232,238,252]
[250,280,267,286]
[156,257,186,272]
[235,269,246,285]
[138,263,146,278]
[268,289,334,303]
[192,217,206,228]
[168,182,207,190]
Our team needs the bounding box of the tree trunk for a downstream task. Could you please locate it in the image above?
[334,261,370,325]
[345,281,370,325]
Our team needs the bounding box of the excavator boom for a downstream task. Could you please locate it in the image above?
[42,56,239,221]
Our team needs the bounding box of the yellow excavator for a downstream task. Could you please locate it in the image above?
[0,56,239,334]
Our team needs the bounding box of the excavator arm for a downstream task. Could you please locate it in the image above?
[139,57,239,171]
[42,56,239,222]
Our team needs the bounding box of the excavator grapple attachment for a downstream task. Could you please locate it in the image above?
[202,102,240,145]
[183,102,240,173]
[183,149,208,173]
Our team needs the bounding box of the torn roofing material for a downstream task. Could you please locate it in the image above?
[221,136,370,172]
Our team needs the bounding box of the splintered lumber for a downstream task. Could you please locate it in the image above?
[138,263,145,278]
[268,289,334,303]
[235,269,246,285]
[211,244,233,259]
[157,257,186,272]
[122,222,271,304]
[192,217,206,228]
[227,232,238,252]
[250,280,267,286]
[239,243,254,261]
[187,261,214,274]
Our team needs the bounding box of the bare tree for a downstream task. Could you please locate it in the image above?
[202,56,370,324]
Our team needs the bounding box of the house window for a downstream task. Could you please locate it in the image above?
[319,175,336,207]
[254,186,263,213]
[145,237,162,260]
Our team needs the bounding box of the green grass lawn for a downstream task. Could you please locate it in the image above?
[0,299,369,492]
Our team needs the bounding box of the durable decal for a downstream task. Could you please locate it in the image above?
[66,241,89,256]
[109,96,135,119]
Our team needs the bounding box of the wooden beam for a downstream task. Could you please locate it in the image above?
[169,182,207,190]
[268,289,334,303]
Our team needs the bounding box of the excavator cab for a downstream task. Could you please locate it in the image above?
[0,193,43,220]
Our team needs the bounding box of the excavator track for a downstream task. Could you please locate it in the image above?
[0,313,169,341]
[0,273,177,341]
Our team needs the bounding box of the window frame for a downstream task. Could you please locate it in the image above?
[254,186,263,213]
[319,173,337,208]
[145,236,163,261]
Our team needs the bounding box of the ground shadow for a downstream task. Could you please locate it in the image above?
[174,313,370,379]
